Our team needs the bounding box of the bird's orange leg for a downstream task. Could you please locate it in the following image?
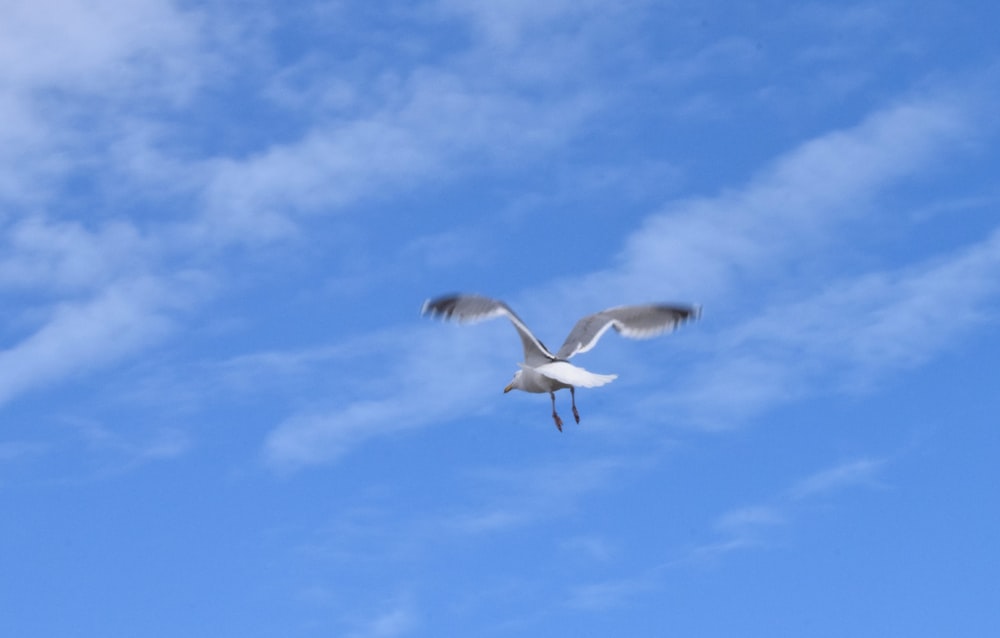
[570,386,580,424]
[549,391,563,432]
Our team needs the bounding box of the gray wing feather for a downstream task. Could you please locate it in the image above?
[555,304,701,359]
[421,294,556,364]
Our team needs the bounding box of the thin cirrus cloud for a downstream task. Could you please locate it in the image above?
[0,278,180,408]
[286,454,643,570]
[565,457,888,610]
[345,599,418,638]
[564,95,976,308]
[441,456,641,535]
[0,238,172,413]
[687,456,888,562]
[1,1,600,422]
[191,4,612,244]
[0,0,209,203]
[567,457,891,610]
[0,216,148,292]
[652,225,1000,428]
[0,1,213,409]
[0,213,207,410]
[555,457,891,611]
[198,69,595,243]
[262,324,514,470]
[261,89,997,470]
[0,0,202,93]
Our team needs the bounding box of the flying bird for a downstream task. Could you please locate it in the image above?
[421,294,701,431]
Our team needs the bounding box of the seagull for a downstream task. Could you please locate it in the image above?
[421,293,701,431]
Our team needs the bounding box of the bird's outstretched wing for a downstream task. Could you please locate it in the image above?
[422,294,556,365]
[555,304,701,360]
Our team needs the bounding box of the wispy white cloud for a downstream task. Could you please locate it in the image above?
[559,535,618,563]
[0,217,150,293]
[437,0,629,56]
[0,275,202,407]
[655,227,1000,427]
[53,416,192,480]
[401,228,493,271]
[289,454,644,571]
[442,456,643,535]
[564,457,877,611]
[681,456,889,563]
[262,324,514,470]
[0,0,211,207]
[0,0,258,422]
[0,0,222,414]
[566,576,655,612]
[259,88,998,467]
[0,440,48,463]
[346,599,418,638]
[0,0,204,96]
[2,0,969,469]
[0,0,614,455]
[726,229,1000,367]
[787,457,886,501]
[198,67,594,242]
[579,95,975,306]
[0,419,189,487]
[555,455,887,607]
[264,406,415,472]
[714,504,787,531]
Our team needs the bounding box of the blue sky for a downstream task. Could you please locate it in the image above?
[2,1,999,635]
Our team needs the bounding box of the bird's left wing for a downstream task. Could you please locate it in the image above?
[422,294,556,365]
[555,303,701,359]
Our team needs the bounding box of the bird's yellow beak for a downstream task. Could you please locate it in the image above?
[503,382,514,393]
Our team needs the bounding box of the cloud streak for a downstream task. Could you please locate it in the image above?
[199,68,594,242]
[655,227,1000,427]
[262,324,514,470]
[568,95,975,307]
[0,274,201,407]
[535,454,890,618]
[684,456,889,563]
[346,598,418,638]
[260,88,999,468]
[564,455,890,609]
[0,0,210,207]
[442,455,643,535]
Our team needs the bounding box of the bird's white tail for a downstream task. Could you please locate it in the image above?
[533,361,617,388]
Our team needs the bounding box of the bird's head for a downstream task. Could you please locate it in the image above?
[503,370,523,394]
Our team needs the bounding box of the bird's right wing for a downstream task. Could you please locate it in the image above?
[422,294,556,365]
[555,303,701,359]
